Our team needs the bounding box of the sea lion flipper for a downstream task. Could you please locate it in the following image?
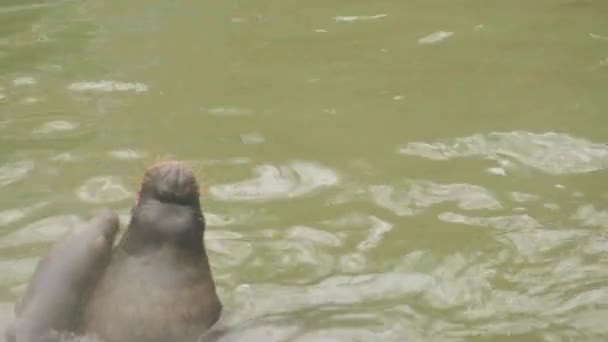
[9,209,120,341]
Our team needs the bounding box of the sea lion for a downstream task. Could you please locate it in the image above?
[6,209,119,342]
[81,161,223,342]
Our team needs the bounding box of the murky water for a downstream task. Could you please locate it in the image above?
[2,0,608,341]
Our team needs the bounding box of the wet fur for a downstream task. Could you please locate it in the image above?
[6,210,119,342]
[6,161,220,342]
[81,162,222,342]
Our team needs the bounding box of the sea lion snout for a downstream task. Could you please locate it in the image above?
[125,161,205,250]
[140,161,199,205]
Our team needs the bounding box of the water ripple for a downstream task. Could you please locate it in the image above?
[334,14,387,23]
[108,149,148,160]
[12,76,37,86]
[0,214,81,247]
[438,212,542,230]
[233,272,432,320]
[0,257,40,285]
[324,213,393,255]
[241,225,342,283]
[0,202,48,227]
[209,161,339,202]
[0,112,97,150]
[76,176,132,204]
[205,107,253,116]
[370,180,502,216]
[418,31,454,44]
[0,160,35,187]
[571,204,608,228]
[398,131,608,175]
[67,80,149,93]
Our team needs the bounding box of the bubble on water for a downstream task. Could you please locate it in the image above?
[76,176,132,204]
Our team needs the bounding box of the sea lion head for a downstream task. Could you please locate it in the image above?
[121,161,206,254]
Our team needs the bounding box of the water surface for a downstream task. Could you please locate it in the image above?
[1,0,608,341]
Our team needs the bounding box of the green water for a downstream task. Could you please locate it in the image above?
[1,0,608,340]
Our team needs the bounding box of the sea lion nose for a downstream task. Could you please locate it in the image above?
[142,161,199,203]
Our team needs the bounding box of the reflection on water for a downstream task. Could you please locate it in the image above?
[1,0,608,341]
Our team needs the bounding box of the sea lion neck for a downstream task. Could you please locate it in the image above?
[119,161,208,256]
[119,199,206,256]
